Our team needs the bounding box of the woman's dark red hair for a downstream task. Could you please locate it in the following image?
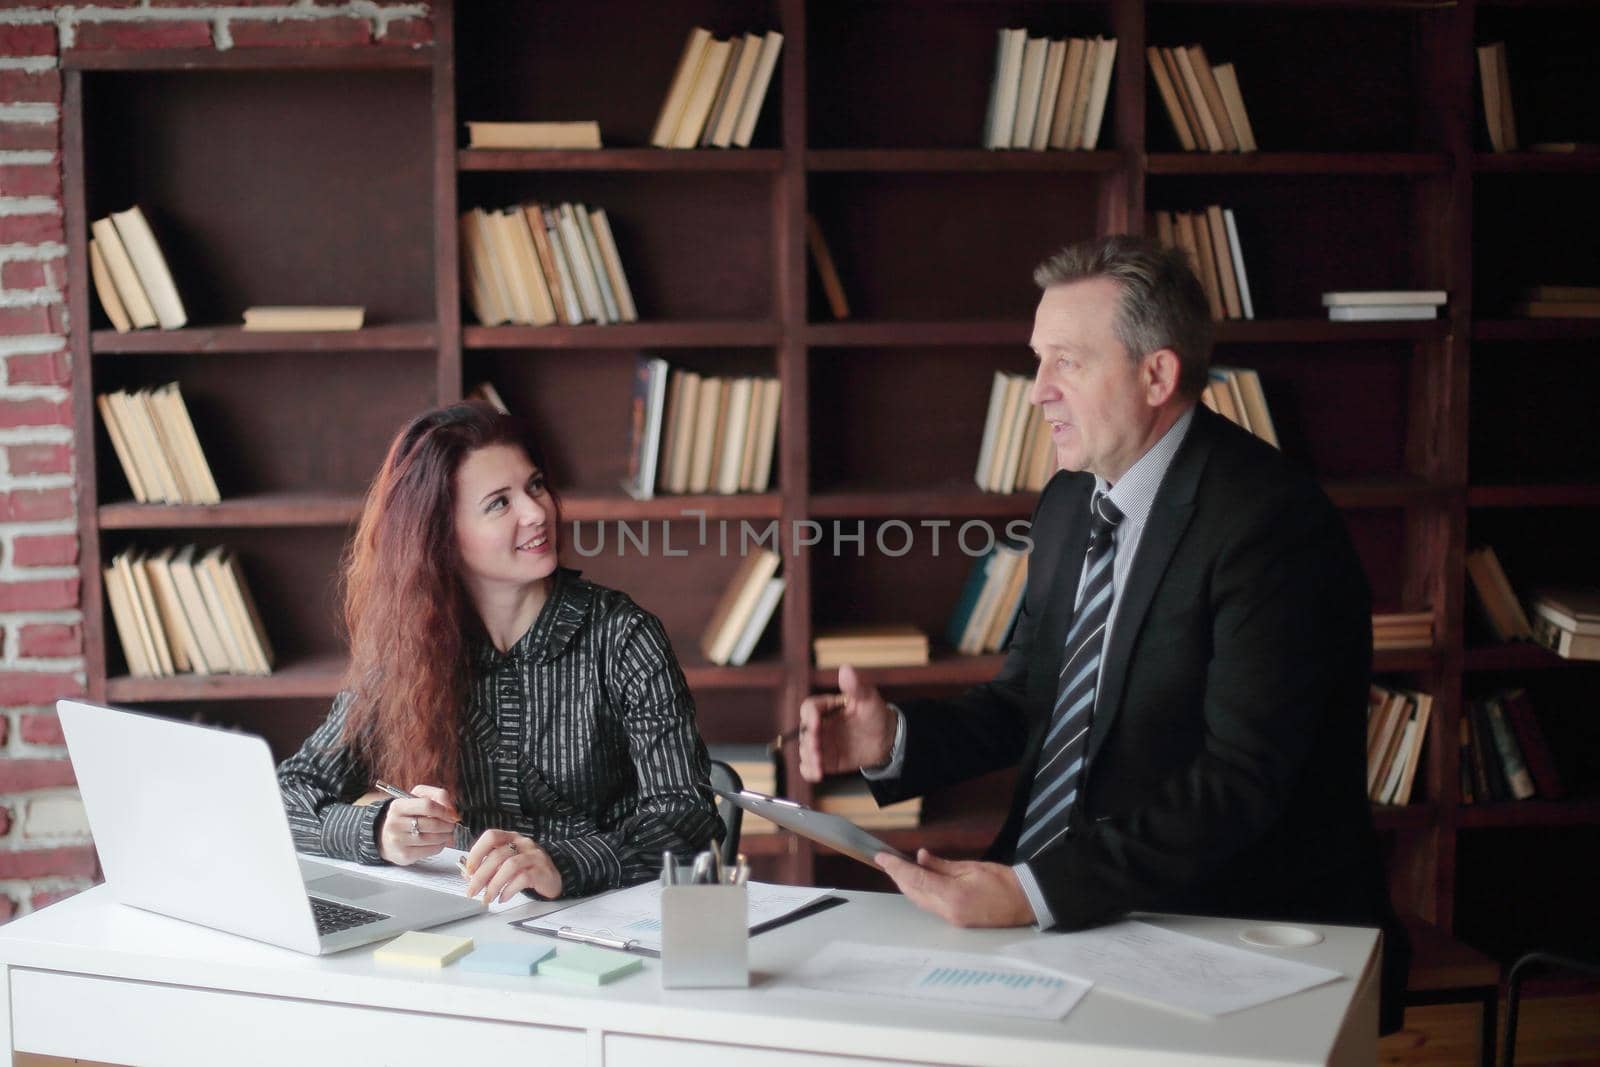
[338,400,558,795]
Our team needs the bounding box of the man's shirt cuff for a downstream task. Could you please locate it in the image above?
[1014,861,1055,928]
[859,704,907,780]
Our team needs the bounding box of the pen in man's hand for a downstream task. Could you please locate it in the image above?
[771,698,844,752]
[373,779,461,826]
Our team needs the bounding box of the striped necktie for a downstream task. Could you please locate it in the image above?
[1016,490,1123,861]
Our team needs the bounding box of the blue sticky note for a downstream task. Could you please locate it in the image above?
[537,945,644,985]
[460,941,555,976]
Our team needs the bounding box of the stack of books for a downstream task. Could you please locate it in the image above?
[707,743,779,835]
[1460,688,1565,805]
[815,778,920,830]
[1200,367,1277,448]
[624,360,782,500]
[947,542,1029,656]
[1322,290,1446,322]
[1372,611,1433,652]
[1146,44,1256,153]
[465,120,602,150]
[651,27,784,149]
[974,371,1055,494]
[983,32,1118,151]
[96,384,220,505]
[1528,588,1600,661]
[699,549,785,667]
[459,202,637,327]
[1365,684,1433,806]
[88,205,187,332]
[1465,544,1533,644]
[1476,42,1518,153]
[1515,285,1600,319]
[104,545,275,678]
[1151,208,1253,321]
[812,625,928,670]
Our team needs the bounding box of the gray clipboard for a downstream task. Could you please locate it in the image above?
[716,789,912,866]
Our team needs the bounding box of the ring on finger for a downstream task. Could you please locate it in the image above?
[408,817,420,838]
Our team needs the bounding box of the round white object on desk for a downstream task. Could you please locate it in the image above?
[1238,924,1324,949]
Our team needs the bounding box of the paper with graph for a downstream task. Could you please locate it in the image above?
[775,941,1090,1019]
[1002,920,1342,1017]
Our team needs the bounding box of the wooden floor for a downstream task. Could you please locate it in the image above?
[1380,994,1600,1066]
[15,993,1600,1066]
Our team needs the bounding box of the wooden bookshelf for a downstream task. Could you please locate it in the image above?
[65,0,1600,957]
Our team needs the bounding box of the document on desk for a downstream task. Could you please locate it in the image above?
[305,848,525,914]
[511,880,836,954]
[1002,920,1342,1017]
[773,941,1090,1020]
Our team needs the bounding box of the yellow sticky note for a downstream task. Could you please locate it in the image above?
[373,930,474,967]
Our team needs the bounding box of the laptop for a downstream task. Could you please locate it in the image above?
[57,699,484,955]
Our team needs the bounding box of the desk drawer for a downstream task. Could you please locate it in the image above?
[607,1033,942,1067]
[12,968,586,1066]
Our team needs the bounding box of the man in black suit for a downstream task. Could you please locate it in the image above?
[799,235,1407,1030]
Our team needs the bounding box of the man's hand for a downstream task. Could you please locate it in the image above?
[798,664,896,782]
[875,848,1034,928]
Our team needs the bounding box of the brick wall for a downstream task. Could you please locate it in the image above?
[0,1,432,923]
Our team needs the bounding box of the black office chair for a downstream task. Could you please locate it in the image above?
[708,759,743,868]
[1502,948,1600,1067]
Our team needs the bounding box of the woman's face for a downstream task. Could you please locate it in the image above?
[452,443,559,590]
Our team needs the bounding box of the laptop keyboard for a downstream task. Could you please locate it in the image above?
[308,896,390,935]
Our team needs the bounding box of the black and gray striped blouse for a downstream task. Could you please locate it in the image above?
[277,568,721,898]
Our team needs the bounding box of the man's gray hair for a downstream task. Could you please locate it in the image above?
[1033,235,1214,398]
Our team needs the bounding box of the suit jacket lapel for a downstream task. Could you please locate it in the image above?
[1085,407,1216,768]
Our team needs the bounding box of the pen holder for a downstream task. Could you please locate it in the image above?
[660,882,749,989]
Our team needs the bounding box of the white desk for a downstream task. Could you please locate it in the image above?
[0,885,1377,1067]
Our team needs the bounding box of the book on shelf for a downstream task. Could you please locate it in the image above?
[89,216,157,331]
[652,27,781,149]
[1498,688,1566,801]
[814,778,921,829]
[1170,46,1222,152]
[947,541,1030,656]
[1464,545,1533,643]
[1200,367,1278,450]
[1186,46,1237,152]
[1531,614,1600,661]
[87,239,132,333]
[974,371,1054,493]
[985,32,1116,151]
[1326,304,1437,322]
[1515,301,1600,319]
[1457,717,1475,805]
[1476,42,1518,153]
[105,544,272,678]
[1210,62,1257,153]
[1146,45,1195,152]
[1466,700,1505,802]
[465,121,602,150]
[104,206,186,330]
[1322,290,1446,323]
[1527,588,1600,636]
[1365,684,1431,806]
[728,576,784,667]
[468,380,510,414]
[700,548,782,666]
[241,306,365,332]
[96,384,220,506]
[812,625,929,670]
[1152,208,1252,321]
[1371,610,1434,651]
[620,356,669,501]
[1483,694,1537,800]
[461,201,637,327]
[806,215,850,320]
[651,368,779,497]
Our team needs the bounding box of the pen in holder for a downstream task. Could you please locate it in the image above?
[659,850,749,989]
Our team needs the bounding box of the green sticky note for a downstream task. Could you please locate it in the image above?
[537,945,644,985]
[373,930,475,967]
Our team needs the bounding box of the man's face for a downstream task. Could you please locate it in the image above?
[1028,278,1163,485]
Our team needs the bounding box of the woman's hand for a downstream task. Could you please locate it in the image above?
[463,829,562,903]
[377,785,459,866]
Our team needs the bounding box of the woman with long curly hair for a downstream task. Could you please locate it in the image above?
[278,401,720,902]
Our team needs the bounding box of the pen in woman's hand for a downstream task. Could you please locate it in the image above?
[374,779,462,826]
